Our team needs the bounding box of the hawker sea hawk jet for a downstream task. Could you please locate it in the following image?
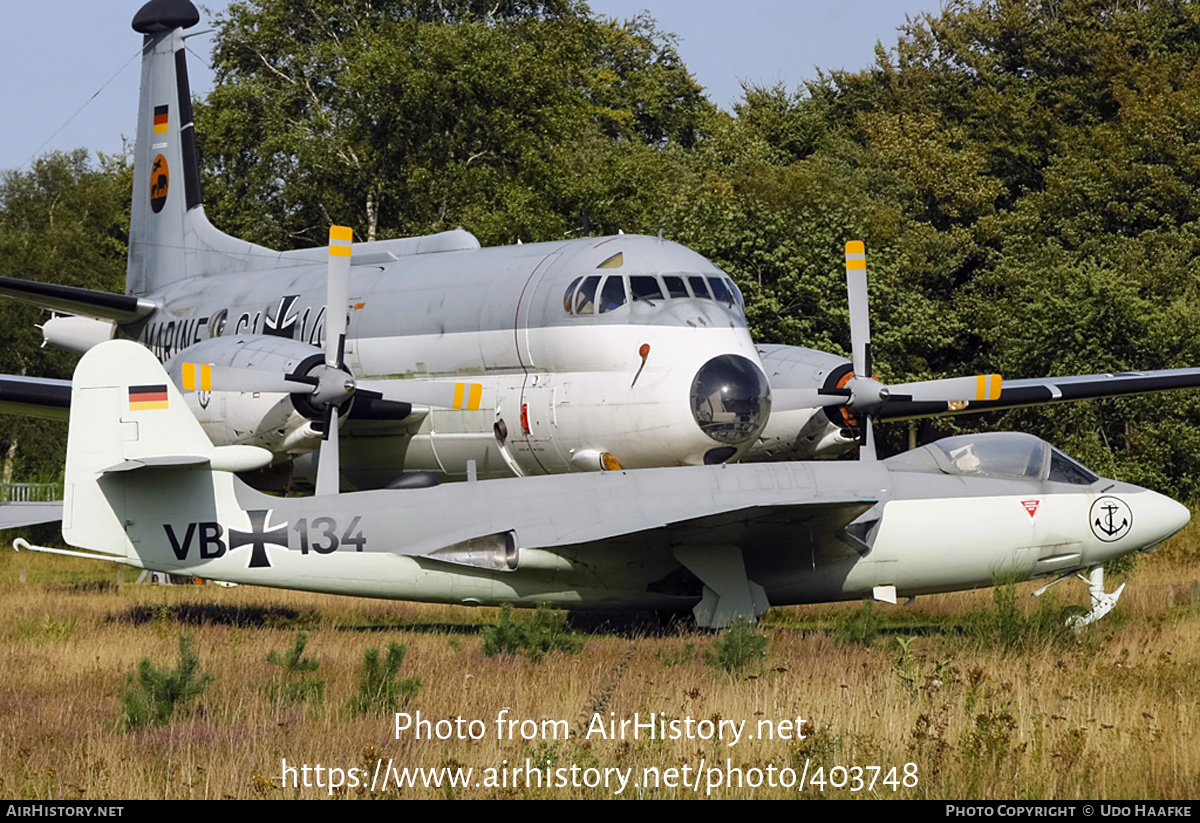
[5,0,1200,495]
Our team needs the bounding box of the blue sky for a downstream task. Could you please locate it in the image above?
[0,1,940,171]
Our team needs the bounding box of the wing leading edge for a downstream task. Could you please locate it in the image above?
[0,276,157,324]
[0,375,71,419]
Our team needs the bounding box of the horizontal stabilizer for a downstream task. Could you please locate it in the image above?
[101,455,210,472]
[0,502,63,529]
[101,446,271,474]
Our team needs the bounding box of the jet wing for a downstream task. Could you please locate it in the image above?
[655,498,879,562]
[0,375,72,419]
[877,368,1200,421]
[0,276,156,323]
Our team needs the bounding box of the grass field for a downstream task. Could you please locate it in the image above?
[3,519,1200,800]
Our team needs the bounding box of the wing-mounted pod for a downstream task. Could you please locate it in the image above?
[752,345,860,460]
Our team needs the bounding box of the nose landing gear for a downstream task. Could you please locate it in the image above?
[1034,564,1125,629]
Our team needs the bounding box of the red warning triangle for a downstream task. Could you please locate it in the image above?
[1021,499,1040,519]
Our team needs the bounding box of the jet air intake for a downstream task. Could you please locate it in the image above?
[690,354,771,445]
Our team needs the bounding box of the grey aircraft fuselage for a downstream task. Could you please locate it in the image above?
[7,0,1193,631]
[143,230,781,488]
[151,453,1180,613]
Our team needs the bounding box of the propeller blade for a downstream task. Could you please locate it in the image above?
[845,240,872,379]
[180,362,317,395]
[770,242,1005,461]
[357,378,486,411]
[314,404,340,496]
[178,364,483,414]
[313,225,353,496]
[770,387,851,411]
[862,411,877,462]
[889,374,1003,405]
[326,225,352,369]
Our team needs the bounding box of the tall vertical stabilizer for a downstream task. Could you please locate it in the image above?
[127,0,277,297]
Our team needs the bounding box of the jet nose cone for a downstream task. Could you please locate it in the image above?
[1152,493,1191,543]
[1087,486,1189,564]
[1123,489,1190,549]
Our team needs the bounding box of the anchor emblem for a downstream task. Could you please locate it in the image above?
[1090,496,1132,542]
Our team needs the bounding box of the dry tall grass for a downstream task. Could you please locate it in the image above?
[3,520,1200,800]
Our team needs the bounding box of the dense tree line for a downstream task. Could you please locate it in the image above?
[4,0,1200,496]
[0,150,129,482]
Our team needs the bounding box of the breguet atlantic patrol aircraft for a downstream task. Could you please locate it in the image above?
[5,0,1200,494]
[11,325,1189,628]
[1,0,1199,488]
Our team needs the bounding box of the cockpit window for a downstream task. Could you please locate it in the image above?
[563,276,583,313]
[573,275,600,314]
[934,434,1047,480]
[563,271,745,317]
[726,278,744,309]
[1048,449,1099,485]
[597,275,627,314]
[887,432,1100,486]
[708,277,733,306]
[630,276,663,304]
[663,276,688,298]
[688,276,711,299]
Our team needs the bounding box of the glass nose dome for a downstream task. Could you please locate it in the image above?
[690,355,772,444]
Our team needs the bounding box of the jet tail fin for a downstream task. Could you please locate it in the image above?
[62,339,270,559]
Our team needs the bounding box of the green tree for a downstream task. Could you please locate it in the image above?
[197,0,708,248]
[694,0,1200,493]
[347,641,421,717]
[266,631,325,708]
[120,633,214,730]
[480,602,583,662]
[0,149,130,482]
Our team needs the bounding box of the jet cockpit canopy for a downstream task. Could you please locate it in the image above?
[886,432,1100,485]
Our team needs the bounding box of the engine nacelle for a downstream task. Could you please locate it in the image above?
[745,344,857,461]
[164,335,325,458]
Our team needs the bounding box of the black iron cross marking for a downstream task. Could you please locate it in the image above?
[228,509,288,568]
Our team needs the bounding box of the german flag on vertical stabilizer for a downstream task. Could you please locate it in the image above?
[128,384,168,411]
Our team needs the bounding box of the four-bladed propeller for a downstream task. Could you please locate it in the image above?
[313,226,353,495]
[796,241,1003,458]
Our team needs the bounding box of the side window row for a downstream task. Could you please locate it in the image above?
[563,273,744,315]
